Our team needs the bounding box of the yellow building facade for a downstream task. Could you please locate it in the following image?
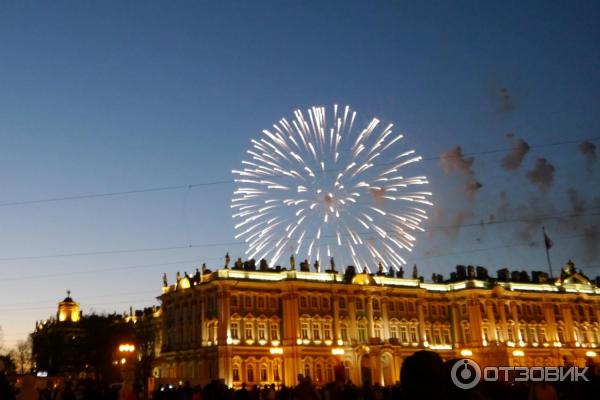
[155,261,600,387]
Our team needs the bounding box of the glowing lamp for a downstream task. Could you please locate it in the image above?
[460,349,473,357]
[331,348,345,356]
[269,347,283,355]
[512,350,524,357]
[585,351,597,357]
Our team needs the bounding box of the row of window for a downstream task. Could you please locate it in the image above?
[229,319,280,344]
[231,295,279,310]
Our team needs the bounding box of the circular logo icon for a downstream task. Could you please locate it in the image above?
[450,359,481,390]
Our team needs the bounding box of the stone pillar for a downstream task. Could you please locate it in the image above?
[348,295,358,342]
[417,300,427,344]
[367,296,375,339]
[544,303,558,342]
[282,292,300,345]
[468,299,483,345]
[217,288,231,344]
[200,299,208,346]
[382,299,390,340]
[562,305,575,344]
[510,302,523,344]
[486,302,498,342]
[333,293,341,343]
[450,303,460,347]
[498,301,508,343]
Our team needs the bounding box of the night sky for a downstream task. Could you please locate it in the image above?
[0,1,599,347]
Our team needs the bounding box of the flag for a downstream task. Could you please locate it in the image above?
[544,232,554,250]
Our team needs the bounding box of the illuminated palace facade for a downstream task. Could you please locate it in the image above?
[155,261,600,387]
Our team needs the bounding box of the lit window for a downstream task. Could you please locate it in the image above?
[374,324,382,339]
[260,365,268,381]
[312,323,321,340]
[258,323,266,340]
[315,364,323,382]
[443,328,451,344]
[323,323,332,340]
[409,326,418,342]
[433,328,442,344]
[390,326,399,339]
[356,299,364,311]
[270,323,279,341]
[245,323,253,340]
[231,322,239,340]
[519,327,528,343]
[358,325,367,342]
[301,323,309,339]
[507,324,515,342]
[341,324,348,341]
[304,364,311,378]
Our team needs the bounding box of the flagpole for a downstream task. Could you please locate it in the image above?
[543,226,553,279]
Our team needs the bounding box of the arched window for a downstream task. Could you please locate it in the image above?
[374,323,383,339]
[341,323,349,342]
[270,321,279,341]
[304,363,311,378]
[557,325,566,343]
[247,365,255,382]
[461,321,471,343]
[315,363,323,382]
[260,364,268,382]
[323,321,332,341]
[357,322,367,343]
[232,365,241,382]
[507,321,515,342]
[245,322,253,340]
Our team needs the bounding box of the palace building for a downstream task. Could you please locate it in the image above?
[154,260,600,388]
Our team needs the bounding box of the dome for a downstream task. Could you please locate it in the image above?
[57,290,80,323]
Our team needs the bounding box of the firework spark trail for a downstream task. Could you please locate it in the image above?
[232,105,432,272]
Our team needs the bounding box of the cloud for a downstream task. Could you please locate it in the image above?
[526,158,555,191]
[439,146,474,175]
[501,138,530,171]
[499,87,513,112]
[578,141,597,174]
[439,146,482,195]
[567,188,586,215]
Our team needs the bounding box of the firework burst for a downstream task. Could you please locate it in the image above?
[231,105,432,271]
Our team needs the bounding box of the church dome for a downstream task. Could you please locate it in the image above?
[57,290,81,322]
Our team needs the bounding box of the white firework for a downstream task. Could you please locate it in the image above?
[231,105,432,272]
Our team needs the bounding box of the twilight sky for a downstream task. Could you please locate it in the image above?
[0,1,599,347]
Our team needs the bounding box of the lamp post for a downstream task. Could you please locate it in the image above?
[115,343,137,395]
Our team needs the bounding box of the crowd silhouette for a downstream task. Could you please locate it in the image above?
[2,351,600,400]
